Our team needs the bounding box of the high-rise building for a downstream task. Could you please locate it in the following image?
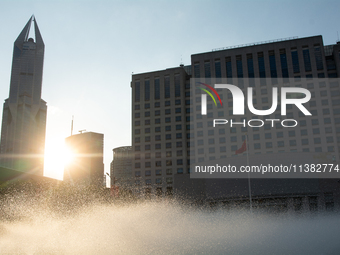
[110,146,132,189]
[64,132,104,187]
[131,35,340,209]
[0,16,47,175]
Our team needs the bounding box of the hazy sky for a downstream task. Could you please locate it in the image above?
[0,0,339,180]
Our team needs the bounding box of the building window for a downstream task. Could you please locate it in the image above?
[291,49,300,73]
[204,61,211,78]
[258,52,266,79]
[144,80,150,101]
[303,47,312,72]
[164,76,170,98]
[269,50,277,83]
[194,62,200,78]
[280,49,289,79]
[135,171,141,177]
[236,55,243,78]
[177,168,184,174]
[135,81,140,102]
[154,77,160,100]
[247,54,254,79]
[173,74,180,98]
[226,57,232,83]
[314,45,323,70]
[215,60,221,78]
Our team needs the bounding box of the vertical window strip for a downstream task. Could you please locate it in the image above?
[215,60,221,78]
[154,78,160,100]
[174,74,180,97]
[194,63,200,78]
[314,46,324,71]
[164,76,170,98]
[303,48,312,72]
[204,61,211,78]
[135,81,140,102]
[144,80,150,101]
[280,49,289,78]
[291,49,300,73]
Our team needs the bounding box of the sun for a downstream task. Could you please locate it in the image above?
[43,137,75,180]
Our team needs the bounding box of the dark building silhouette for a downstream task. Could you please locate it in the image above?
[0,16,47,175]
[64,132,104,187]
[131,35,340,211]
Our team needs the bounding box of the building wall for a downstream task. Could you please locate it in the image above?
[0,17,47,175]
[111,146,132,188]
[131,36,340,204]
[64,132,104,186]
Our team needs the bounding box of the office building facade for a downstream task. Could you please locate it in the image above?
[0,16,47,175]
[131,36,340,208]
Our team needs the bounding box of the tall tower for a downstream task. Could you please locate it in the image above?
[0,16,47,175]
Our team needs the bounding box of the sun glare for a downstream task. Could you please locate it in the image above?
[44,138,75,180]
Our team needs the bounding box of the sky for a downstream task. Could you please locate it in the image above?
[0,0,339,181]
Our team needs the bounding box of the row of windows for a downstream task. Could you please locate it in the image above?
[135,169,186,178]
[135,159,184,168]
[137,177,174,185]
[135,142,186,151]
[134,100,182,110]
[134,125,184,135]
[135,134,335,154]
[135,150,184,160]
[194,45,324,79]
[135,75,182,102]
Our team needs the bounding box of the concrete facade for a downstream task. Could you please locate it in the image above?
[131,35,340,210]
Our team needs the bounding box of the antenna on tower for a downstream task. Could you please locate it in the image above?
[180,54,184,67]
[71,115,74,136]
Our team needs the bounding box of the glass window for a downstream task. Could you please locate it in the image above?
[258,52,266,79]
[291,49,300,73]
[314,46,323,70]
[144,80,150,101]
[215,60,221,78]
[204,61,211,78]
[280,49,289,79]
[164,76,170,98]
[175,74,181,97]
[154,78,160,100]
[303,48,312,72]
[226,57,232,83]
[135,81,140,102]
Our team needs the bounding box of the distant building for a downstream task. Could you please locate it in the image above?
[64,132,104,186]
[110,146,133,189]
[0,16,47,175]
[131,35,340,210]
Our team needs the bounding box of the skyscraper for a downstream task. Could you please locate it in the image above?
[0,16,47,175]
